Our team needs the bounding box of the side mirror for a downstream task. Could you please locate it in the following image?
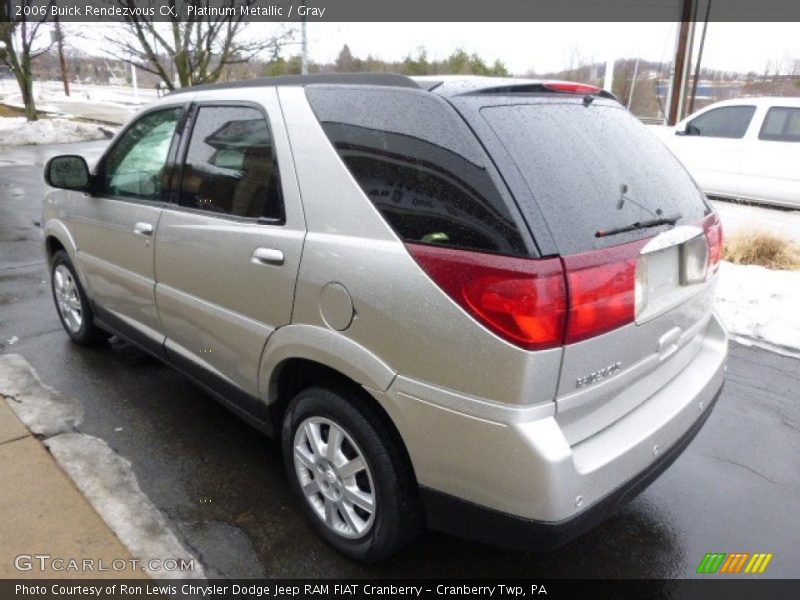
[45,155,91,191]
[675,122,688,136]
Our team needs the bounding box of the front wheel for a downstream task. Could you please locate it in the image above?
[282,385,421,562]
[50,250,109,346]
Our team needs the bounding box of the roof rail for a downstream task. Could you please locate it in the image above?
[168,73,420,96]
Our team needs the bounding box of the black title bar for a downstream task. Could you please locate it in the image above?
[3,579,800,600]
[3,0,800,23]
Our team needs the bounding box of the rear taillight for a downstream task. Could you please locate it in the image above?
[408,225,712,349]
[562,239,648,344]
[405,243,567,350]
[542,81,602,95]
[703,212,723,276]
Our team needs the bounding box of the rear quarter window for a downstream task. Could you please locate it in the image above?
[478,100,710,255]
[305,86,531,257]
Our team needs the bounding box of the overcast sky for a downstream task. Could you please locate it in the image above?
[71,22,800,75]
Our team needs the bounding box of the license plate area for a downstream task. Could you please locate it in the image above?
[635,225,710,324]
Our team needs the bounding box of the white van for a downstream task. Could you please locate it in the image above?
[653,97,800,209]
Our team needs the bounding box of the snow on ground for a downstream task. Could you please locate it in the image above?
[1,79,152,125]
[711,199,800,244]
[709,199,800,355]
[32,81,157,106]
[716,261,800,356]
[0,116,115,145]
[0,354,204,579]
[0,79,155,108]
[0,116,26,132]
[0,353,82,437]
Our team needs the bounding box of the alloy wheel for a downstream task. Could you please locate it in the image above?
[53,264,83,333]
[293,416,376,539]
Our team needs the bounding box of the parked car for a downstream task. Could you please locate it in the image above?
[42,74,727,561]
[652,97,800,208]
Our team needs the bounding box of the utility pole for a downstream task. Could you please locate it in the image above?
[688,0,712,115]
[53,15,69,96]
[677,20,696,122]
[301,17,308,75]
[666,0,694,125]
[678,2,699,122]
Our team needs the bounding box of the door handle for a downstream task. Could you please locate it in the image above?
[133,222,154,236]
[251,247,285,266]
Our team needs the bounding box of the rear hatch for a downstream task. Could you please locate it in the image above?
[449,90,722,444]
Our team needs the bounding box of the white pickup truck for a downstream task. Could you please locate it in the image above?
[652,97,800,209]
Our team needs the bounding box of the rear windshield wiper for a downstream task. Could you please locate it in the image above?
[595,213,682,238]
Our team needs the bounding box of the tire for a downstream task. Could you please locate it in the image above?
[50,250,109,346]
[282,384,422,562]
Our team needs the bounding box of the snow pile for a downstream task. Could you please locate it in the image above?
[0,116,26,132]
[0,116,114,145]
[715,261,800,355]
[0,353,82,436]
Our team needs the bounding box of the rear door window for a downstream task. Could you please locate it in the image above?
[685,105,756,138]
[478,100,709,255]
[759,107,800,142]
[306,86,531,257]
[179,105,284,221]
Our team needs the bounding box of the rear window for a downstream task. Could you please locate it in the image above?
[480,101,709,255]
[306,86,530,256]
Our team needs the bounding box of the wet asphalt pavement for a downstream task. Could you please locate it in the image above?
[1,141,798,579]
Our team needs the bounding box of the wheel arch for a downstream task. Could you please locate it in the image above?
[44,225,94,300]
[259,326,418,484]
[259,324,396,403]
[43,220,78,262]
[267,356,418,488]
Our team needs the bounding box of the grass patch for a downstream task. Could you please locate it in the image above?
[0,103,48,119]
[0,104,28,118]
[723,229,800,270]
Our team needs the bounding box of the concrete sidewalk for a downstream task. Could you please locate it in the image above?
[0,399,146,579]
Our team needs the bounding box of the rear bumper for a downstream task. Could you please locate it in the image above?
[375,312,727,548]
[420,381,722,551]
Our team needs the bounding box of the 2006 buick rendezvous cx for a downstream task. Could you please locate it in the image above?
[41,74,727,561]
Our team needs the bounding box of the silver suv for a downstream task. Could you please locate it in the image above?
[42,74,727,561]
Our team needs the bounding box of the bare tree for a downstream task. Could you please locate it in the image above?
[103,1,294,90]
[0,1,54,121]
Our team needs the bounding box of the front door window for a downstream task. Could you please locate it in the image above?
[98,107,182,201]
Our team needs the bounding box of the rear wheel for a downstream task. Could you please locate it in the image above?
[282,385,421,562]
[50,250,109,346]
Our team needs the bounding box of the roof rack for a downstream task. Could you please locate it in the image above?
[168,73,420,96]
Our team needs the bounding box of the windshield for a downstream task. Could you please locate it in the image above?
[479,100,710,255]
